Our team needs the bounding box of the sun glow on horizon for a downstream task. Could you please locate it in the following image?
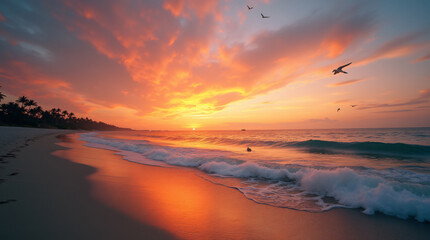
[0,0,429,130]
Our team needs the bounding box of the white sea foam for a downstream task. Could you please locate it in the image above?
[79,132,430,222]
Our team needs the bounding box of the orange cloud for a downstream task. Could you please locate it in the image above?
[0,0,383,129]
[414,53,430,63]
[329,78,365,87]
[356,30,429,66]
[163,0,184,17]
[164,0,222,20]
[0,61,93,114]
[52,1,376,119]
[319,13,374,59]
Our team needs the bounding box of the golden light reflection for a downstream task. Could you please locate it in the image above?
[53,134,247,239]
[52,133,385,239]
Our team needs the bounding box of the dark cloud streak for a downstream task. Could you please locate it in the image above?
[358,89,430,110]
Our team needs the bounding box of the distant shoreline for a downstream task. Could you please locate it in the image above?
[0,123,132,131]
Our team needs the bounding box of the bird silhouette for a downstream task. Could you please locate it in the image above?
[337,108,341,112]
[247,5,254,10]
[351,105,357,107]
[332,62,352,75]
[261,13,270,18]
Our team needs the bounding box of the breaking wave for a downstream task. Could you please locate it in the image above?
[79,132,430,222]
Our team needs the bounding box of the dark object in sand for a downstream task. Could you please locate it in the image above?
[247,147,252,152]
[0,199,17,205]
[9,172,19,176]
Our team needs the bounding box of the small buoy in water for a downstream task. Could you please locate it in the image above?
[247,147,252,152]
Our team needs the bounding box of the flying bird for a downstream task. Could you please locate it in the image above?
[351,105,357,107]
[261,13,270,18]
[332,62,352,75]
[247,5,254,10]
[337,108,341,112]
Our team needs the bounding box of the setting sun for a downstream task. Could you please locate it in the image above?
[0,0,428,130]
[1,1,429,239]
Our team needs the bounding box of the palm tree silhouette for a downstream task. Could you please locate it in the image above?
[16,96,29,108]
[68,112,75,119]
[0,86,125,130]
[62,110,69,119]
[29,106,43,118]
[0,85,5,103]
[25,99,38,111]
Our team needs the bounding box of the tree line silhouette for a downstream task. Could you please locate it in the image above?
[0,86,128,130]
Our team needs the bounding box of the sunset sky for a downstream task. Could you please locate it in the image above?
[1,0,429,130]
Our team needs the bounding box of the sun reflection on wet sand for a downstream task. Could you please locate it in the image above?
[53,133,430,240]
[54,134,256,239]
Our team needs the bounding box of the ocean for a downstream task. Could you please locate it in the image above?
[79,128,430,222]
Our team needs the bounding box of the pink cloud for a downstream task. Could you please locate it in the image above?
[356,30,429,66]
[53,2,377,117]
[0,61,92,114]
[163,0,222,20]
[414,53,430,63]
[0,1,380,122]
[329,78,366,87]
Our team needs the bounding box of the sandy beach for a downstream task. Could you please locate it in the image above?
[0,127,176,239]
[0,126,72,156]
[1,128,429,239]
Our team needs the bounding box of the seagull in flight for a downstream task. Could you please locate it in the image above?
[337,108,341,112]
[261,13,270,18]
[247,5,254,10]
[332,62,352,75]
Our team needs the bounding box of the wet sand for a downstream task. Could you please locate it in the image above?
[0,131,177,239]
[1,131,429,239]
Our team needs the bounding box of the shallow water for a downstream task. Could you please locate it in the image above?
[79,128,430,222]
